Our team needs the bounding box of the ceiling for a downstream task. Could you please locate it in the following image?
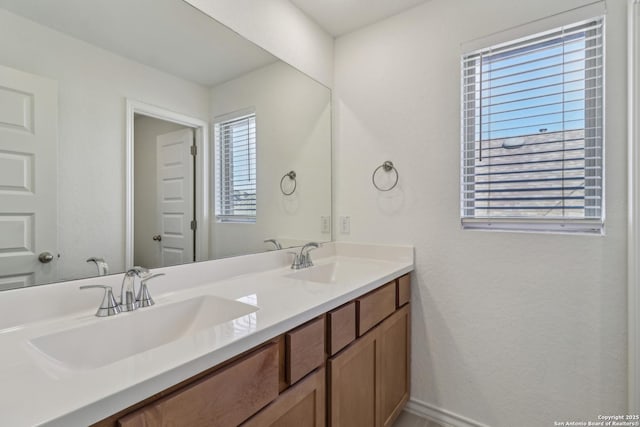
[289,0,430,37]
[0,0,276,87]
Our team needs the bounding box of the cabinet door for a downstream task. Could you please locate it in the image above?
[329,304,410,427]
[242,368,325,427]
[118,343,279,427]
[328,329,378,427]
[378,305,410,427]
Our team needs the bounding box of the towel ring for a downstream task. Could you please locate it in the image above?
[372,161,399,191]
[280,171,297,195]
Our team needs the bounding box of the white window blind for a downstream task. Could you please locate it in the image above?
[461,17,604,233]
[215,112,256,222]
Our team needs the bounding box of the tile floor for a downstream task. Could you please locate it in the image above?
[393,410,445,427]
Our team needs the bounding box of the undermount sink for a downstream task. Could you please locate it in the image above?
[28,295,259,370]
[285,259,388,284]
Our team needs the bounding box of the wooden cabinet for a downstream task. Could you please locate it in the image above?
[327,302,356,356]
[117,343,279,427]
[356,281,396,336]
[329,275,411,427]
[328,326,377,427]
[378,306,410,427]
[95,273,411,427]
[286,317,325,385]
[397,274,411,307]
[242,368,325,427]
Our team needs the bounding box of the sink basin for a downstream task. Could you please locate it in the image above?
[28,295,258,370]
[285,259,388,284]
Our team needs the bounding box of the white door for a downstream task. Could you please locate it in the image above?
[0,65,58,289]
[156,128,194,267]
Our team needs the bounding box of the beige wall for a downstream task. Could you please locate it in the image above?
[210,61,332,258]
[184,0,334,87]
[333,0,627,424]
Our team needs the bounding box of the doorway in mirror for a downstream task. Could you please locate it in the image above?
[126,100,210,271]
[134,115,196,268]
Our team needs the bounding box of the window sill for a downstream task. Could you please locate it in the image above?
[461,218,604,236]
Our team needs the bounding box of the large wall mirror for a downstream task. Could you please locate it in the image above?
[0,0,332,291]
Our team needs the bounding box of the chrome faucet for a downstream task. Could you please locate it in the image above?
[119,266,149,312]
[264,239,282,250]
[290,242,319,270]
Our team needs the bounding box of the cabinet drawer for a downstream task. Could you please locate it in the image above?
[327,302,356,356]
[286,317,325,385]
[356,282,396,336]
[118,343,279,427]
[397,274,410,307]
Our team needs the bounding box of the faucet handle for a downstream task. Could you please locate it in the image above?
[128,266,150,277]
[137,273,165,307]
[80,285,121,317]
[300,243,319,268]
[288,251,302,270]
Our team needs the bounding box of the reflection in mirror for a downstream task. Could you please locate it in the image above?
[0,0,331,290]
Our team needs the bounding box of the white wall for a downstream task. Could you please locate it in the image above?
[0,10,210,281]
[133,115,189,268]
[210,61,332,258]
[333,0,627,425]
[184,0,334,88]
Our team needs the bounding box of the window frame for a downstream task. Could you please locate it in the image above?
[460,17,605,235]
[213,109,257,223]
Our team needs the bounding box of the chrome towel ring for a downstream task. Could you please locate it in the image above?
[280,170,297,195]
[372,161,399,191]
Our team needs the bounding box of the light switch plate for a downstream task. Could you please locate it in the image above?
[340,216,350,234]
[321,216,331,234]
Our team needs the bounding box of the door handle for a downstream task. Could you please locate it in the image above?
[152,235,162,242]
[38,251,54,263]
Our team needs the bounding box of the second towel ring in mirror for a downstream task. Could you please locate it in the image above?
[372,161,399,191]
[280,170,297,195]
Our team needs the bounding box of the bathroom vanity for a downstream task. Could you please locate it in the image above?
[0,243,413,426]
[96,275,410,427]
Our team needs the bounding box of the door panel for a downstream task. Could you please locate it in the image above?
[156,128,194,267]
[0,65,58,288]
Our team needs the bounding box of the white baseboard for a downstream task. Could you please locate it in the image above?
[405,398,491,427]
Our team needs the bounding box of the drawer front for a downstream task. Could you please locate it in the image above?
[356,281,396,336]
[286,316,325,385]
[397,274,410,307]
[327,302,356,356]
[118,343,279,427]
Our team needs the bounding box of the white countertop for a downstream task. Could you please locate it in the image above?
[0,242,413,427]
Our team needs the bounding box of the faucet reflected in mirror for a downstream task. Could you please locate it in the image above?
[86,258,109,276]
[0,0,332,292]
[264,239,283,250]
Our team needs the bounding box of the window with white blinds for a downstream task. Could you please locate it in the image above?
[461,17,604,233]
[214,112,256,222]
